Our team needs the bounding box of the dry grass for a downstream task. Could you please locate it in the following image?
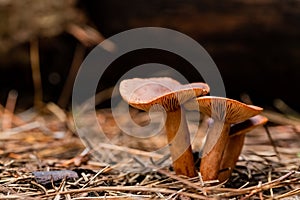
[0,102,299,199]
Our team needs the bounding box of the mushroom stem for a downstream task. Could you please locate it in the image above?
[218,115,268,182]
[165,108,197,177]
[218,133,246,182]
[200,120,230,181]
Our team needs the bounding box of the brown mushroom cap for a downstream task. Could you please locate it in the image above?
[229,115,268,137]
[185,96,263,124]
[120,77,210,112]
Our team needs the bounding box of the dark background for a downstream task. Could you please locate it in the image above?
[0,0,299,111]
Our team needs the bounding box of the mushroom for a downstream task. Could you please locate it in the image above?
[119,77,209,177]
[218,115,268,182]
[185,96,263,181]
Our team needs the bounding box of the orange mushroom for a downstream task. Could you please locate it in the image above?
[119,77,209,177]
[185,96,263,181]
[218,115,268,182]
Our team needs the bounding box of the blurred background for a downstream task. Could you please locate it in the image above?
[0,0,299,111]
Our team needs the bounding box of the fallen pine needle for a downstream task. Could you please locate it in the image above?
[39,186,208,199]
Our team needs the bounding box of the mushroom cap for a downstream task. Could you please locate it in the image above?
[230,115,268,137]
[185,96,263,124]
[119,77,210,112]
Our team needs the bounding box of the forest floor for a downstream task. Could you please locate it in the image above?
[0,102,299,199]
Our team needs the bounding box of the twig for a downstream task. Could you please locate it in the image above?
[64,186,72,200]
[66,23,116,51]
[66,24,103,47]
[268,170,274,198]
[167,188,185,200]
[30,181,48,195]
[273,99,300,119]
[2,90,18,130]
[273,188,300,199]
[96,143,164,159]
[132,156,147,168]
[155,168,205,193]
[150,154,171,166]
[81,165,111,189]
[238,182,249,189]
[54,178,66,200]
[39,185,208,199]
[0,121,40,137]
[46,102,67,122]
[198,172,205,187]
[264,125,281,160]
[73,195,154,199]
[262,110,300,127]
[216,171,295,197]
[30,39,43,108]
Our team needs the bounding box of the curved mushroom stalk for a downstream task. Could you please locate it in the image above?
[165,108,196,176]
[185,96,263,181]
[119,77,209,177]
[218,115,268,182]
[200,119,230,180]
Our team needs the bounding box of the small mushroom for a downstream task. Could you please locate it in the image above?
[218,115,268,182]
[185,96,263,180]
[119,77,209,177]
